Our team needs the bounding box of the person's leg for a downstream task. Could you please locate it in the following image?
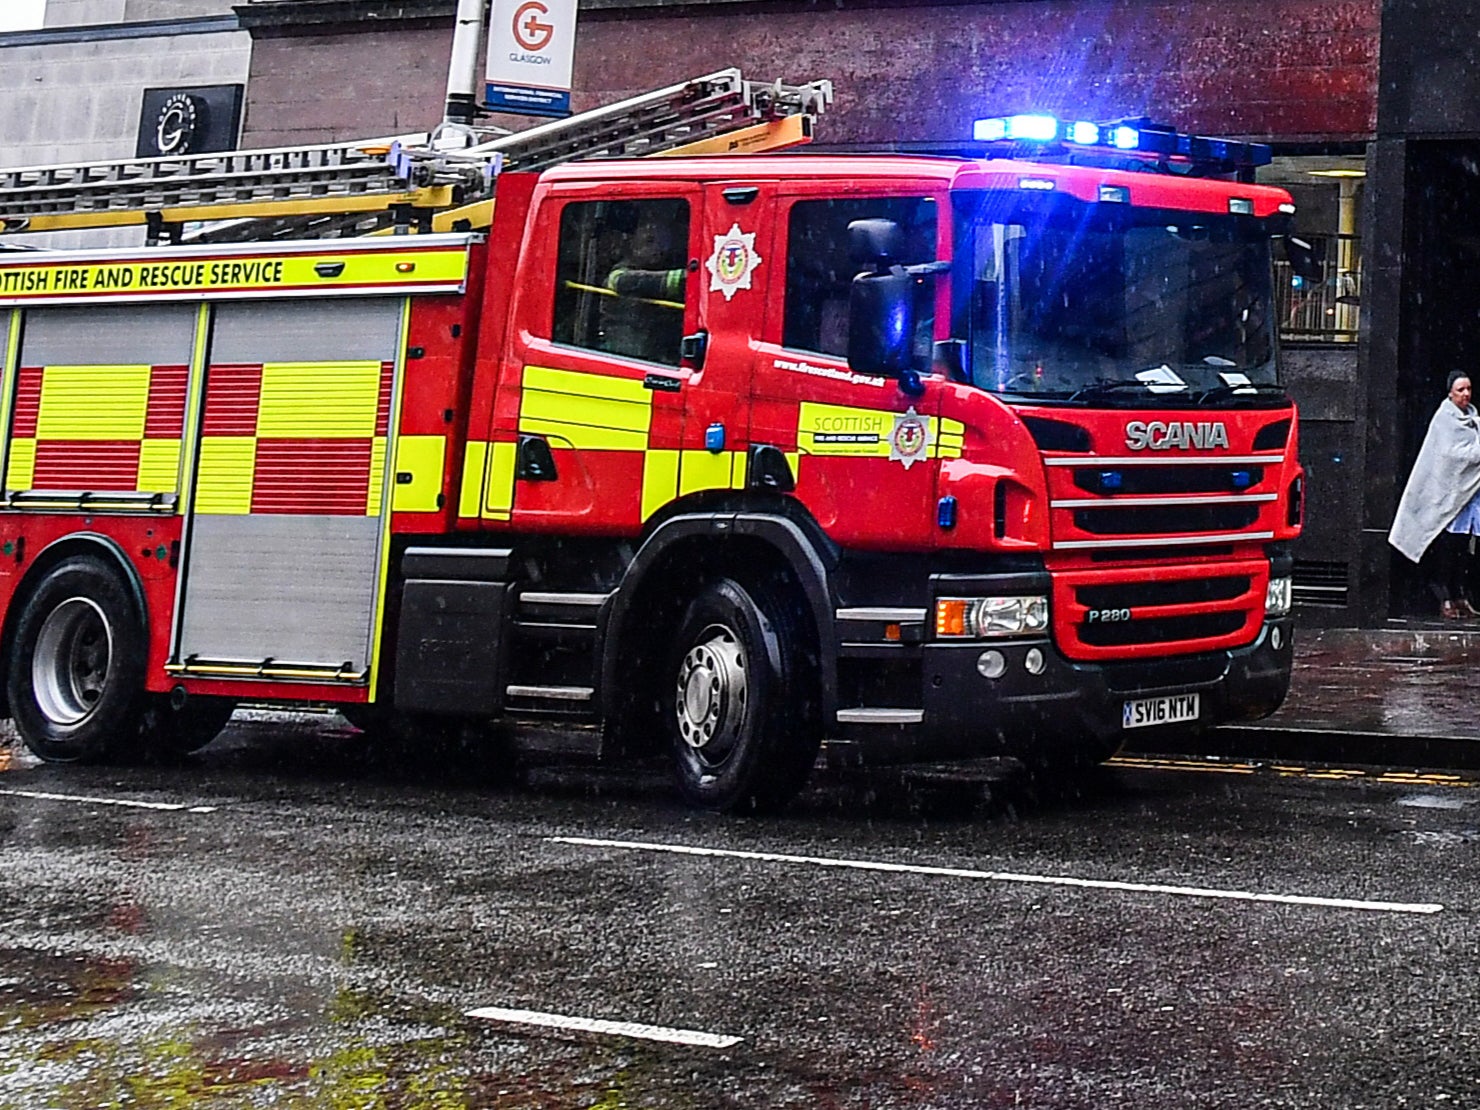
[1460,534,1480,615]
[1427,532,1459,613]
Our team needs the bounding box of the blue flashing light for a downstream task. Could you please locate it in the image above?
[705,422,726,453]
[1099,470,1123,491]
[973,117,1008,142]
[1067,121,1100,145]
[1231,470,1253,490]
[970,113,1273,172]
[1010,114,1059,142]
[974,114,1060,143]
[937,495,958,530]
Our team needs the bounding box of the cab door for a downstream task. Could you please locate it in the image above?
[666,182,781,503]
[492,183,704,533]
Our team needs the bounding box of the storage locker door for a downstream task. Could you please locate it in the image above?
[7,304,198,501]
[176,298,403,677]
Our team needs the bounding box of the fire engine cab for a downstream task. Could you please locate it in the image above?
[0,78,1302,811]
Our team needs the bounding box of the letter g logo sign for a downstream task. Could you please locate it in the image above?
[513,1,555,51]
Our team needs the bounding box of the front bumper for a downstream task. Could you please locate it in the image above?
[829,618,1294,766]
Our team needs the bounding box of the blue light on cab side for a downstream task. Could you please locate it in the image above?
[937,495,958,530]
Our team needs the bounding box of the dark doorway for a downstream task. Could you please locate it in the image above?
[1389,140,1480,618]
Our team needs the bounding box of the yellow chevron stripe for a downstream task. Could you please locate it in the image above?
[194,437,256,514]
[6,438,34,490]
[367,436,387,516]
[37,365,150,440]
[484,440,517,520]
[519,387,652,436]
[137,439,182,494]
[391,435,444,513]
[518,418,646,453]
[679,449,740,496]
[257,361,382,438]
[642,449,680,520]
[459,440,487,519]
[522,364,651,404]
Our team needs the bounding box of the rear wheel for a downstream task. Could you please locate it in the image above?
[663,577,820,813]
[7,556,147,763]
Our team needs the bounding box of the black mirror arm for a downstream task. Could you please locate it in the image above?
[904,260,951,278]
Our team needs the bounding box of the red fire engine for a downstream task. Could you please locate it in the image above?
[0,78,1301,812]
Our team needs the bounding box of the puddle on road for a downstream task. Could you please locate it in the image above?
[0,943,754,1108]
[1396,793,1472,810]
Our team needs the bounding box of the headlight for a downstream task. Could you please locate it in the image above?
[935,596,1049,639]
[1265,575,1292,616]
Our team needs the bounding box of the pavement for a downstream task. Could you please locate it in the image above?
[1147,621,1480,770]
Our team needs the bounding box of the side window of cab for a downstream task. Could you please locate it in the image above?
[552,197,690,366]
[782,196,938,364]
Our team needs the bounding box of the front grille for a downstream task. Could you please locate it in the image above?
[1073,466,1265,495]
[1073,503,1261,536]
[1076,576,1250,609]
[1078,611,1246,647]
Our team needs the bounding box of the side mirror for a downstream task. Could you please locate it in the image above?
[848,218,907,269]
[848,268,915,377]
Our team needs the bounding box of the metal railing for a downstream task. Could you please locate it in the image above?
[1275,233,1361,344]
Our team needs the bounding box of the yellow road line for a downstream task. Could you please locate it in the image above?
[1110,754,1480,788]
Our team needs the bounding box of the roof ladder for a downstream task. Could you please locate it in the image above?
[0,69,832,243]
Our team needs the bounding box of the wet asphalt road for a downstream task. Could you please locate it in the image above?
[0,714,1476,1109]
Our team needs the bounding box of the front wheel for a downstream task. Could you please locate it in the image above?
[663,577,820,814]
[7,556,148,763]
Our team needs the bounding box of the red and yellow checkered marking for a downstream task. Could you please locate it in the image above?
[194,360,394,516]
[5,363,189,493]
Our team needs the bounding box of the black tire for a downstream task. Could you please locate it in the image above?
[140,695,236,759]
[663,577,821,813]
[7,556,148,763]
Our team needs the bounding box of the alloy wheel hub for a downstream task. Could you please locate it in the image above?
[676,627,747,761]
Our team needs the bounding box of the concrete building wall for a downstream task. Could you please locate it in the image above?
[1,2,247,169]
[0,1,249,246]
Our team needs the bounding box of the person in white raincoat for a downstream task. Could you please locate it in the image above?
[1389,372,1480,617]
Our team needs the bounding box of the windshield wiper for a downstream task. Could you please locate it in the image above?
[1066,380,1163,403]
[1196,382,1288,405]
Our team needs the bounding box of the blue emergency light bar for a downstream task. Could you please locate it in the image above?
[972,113,1272,172]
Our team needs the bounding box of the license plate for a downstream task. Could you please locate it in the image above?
[1122,693,1200,730]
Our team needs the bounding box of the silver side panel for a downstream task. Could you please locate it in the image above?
[18,303,197,366]
[178,514,382,669]
[206,299,403,364]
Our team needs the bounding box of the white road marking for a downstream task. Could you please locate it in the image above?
[0,788,216,813]
[551,836,1443,915]
[465,1006,742,1048]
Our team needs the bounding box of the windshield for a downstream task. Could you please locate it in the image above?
[955,192,1279,403]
